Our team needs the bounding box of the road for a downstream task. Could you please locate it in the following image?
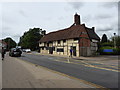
[17,53,118,89]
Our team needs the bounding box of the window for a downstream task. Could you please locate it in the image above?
[47,43,49,46]
[46,47,49,50]
[58,40,60,44]
[63,39,66,43]
[44,42,46,46]
[53,47,55,51]
[49,41,53,44]
[42,47,44,50]
[74,38,79,41]
[57,48,64,52]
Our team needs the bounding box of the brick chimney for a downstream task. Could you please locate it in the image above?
[92,27,95,32]
[74,13,80,25]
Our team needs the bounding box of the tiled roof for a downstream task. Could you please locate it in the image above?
[40,24,100,43]
[85,27,100,41]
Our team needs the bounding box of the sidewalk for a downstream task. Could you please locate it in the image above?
[2,54,101,88]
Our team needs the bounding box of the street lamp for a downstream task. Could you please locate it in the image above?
[113,33,116,48]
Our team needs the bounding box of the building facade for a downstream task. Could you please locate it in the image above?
[0,40,7,48]
[39,13,100,57]
[0,40,7,52]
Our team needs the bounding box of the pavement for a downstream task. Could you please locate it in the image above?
[2,53,101,88]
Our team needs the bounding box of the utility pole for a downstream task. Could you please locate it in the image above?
[114,33,116,48]
[8,39,10,50]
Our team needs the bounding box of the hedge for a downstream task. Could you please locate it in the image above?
[98,46,120,55]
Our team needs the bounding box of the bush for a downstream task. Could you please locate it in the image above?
[114,48,120,55]
[100,42,113,47]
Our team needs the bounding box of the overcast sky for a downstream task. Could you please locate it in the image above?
[0,0,118,43]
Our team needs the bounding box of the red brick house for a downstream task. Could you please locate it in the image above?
[39,13,100,57]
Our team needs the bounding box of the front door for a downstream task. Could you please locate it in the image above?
[73,46,76,56]
[49,47,53,54]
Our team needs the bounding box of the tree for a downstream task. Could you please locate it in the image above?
[18,28,45,51]
[101,34,108,43]
[3,37,16,50]
[110,35,120,48]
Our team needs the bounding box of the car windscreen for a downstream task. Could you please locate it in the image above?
[13,49,20,52]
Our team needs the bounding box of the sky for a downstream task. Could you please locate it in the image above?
[0,0,119,43]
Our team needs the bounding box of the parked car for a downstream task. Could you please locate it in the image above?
[22,49,31,53]
[9,48,22,57]
[22,49,26,52]
[25,49,31,53]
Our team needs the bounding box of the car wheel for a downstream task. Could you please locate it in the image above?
[19,54,21,57]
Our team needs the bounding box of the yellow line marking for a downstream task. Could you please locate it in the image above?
[84,65,119,72]
[85,61,119,69]
[53,59,120,72]
[70,58,119,69]
[15,57,107,89]
[66,59,119,72]
[33,53,119,70]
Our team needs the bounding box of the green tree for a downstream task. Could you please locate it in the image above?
[110,35,120,48]
[18,28,45,51]
[3,37,16,50]
[101,34,108,43]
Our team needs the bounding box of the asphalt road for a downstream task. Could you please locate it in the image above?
[17,53,118,89]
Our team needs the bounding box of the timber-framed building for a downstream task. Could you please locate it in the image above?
[39,13,100,57]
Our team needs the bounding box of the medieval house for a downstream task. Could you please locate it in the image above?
[39,13,100,57]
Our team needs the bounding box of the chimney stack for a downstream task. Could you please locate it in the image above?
[74,13,80,25]
[92,27,95,32]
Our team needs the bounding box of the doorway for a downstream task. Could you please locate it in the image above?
[73,46,76,56]
[49,47,53,54]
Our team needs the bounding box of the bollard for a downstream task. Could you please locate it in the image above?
[67,55,70,63]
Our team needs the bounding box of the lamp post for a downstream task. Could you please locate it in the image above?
[113,33,116,48]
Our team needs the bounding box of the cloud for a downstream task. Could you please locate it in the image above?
[102,2,118,8]
[58,16,64,20]
[2,26,12,31]
[119,1,120,10]
[13,34,21,38]
[68,2,84,10]
[19,10,28,17]
[95,14,112,20]
[97,26,113,32]
[82,14,93,22]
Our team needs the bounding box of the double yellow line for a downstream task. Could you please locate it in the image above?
[54,59,119,72]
